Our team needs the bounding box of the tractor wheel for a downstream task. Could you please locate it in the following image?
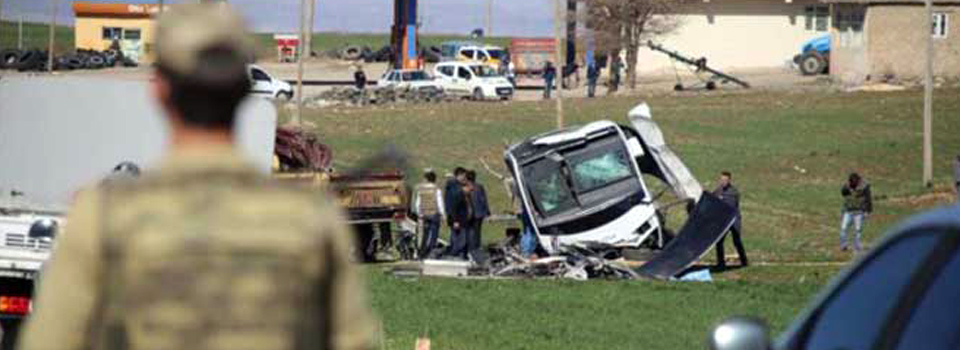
[799,52,826,76]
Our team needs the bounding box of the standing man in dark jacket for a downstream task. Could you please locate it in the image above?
[354,65,367,90]
[714,171,748,268]
[444,167,470,259]
[466,170,490,257]
[609,56,622,94]
[586,62,600,98]
[543,61,556,99]
[840,172,873,252]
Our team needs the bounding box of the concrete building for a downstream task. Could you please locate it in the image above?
[72,2,161,64]
[635,0,832,73]
[827,0,960,84]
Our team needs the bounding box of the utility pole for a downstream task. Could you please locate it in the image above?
[0,0,5,47]
[306,0,315,57]
[295,0,307,126]
[47,0,59,73]
[158,0,164,13]
[18,16,24,50]
[486,0,492,37]
[922,0,934,187]
[553,0,564,129]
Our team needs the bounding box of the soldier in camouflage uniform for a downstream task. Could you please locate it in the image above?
[18,4,376,350]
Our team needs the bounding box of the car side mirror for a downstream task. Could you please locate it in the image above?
[29,218,59,241]
[709,317,772,350]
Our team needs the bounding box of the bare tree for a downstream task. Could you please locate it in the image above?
[586,0,681,89]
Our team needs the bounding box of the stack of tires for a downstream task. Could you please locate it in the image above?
[0,48,139,72]
[333,44,441,63]
[0,49,49,71]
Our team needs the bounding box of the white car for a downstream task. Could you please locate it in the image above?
[433,61,514,100]
[248,65,294,100]
[377,69,443,94]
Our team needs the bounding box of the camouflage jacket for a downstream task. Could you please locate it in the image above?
[19,145,376,350]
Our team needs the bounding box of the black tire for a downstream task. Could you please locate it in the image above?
[276,91,293,101]
[673,83,684,91]
[799,52,826,76]
[705,81,717,90]
[87,55,106,69]
[341,45,363,61]
[14,50,43,71]
[0,49,21,69]
[472,88,484,101]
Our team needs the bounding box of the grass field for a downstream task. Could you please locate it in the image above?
[287,88,960,349]
[0,21,74,53]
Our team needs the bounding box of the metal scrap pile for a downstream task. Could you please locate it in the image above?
[485,246,640,281]
[274,126,333,171]
[310,86,451,107]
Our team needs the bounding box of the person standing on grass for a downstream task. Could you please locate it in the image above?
[466,170,490,257]
[608,56,622,94]
[714,171,748,268]
[444,167,470,259]
[543,61,557,99]
[840,172,873,252]
[586,62,600,98]
[413,169,445,259]
[953,155,960,202]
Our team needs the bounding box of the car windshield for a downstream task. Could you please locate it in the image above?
[401,71,431,81]
[488,49,505,60]
[570,149,633,193]
[522,133,640,217]
[470,65,499,78]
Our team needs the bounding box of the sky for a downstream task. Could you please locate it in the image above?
[2,0,555,36]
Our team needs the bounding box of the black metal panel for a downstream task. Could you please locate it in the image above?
[636,192,737,279]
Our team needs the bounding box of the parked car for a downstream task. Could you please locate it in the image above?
[248,65,294,100]
[710,204,960,350]
[433,61,514,100]
[376,69,443,93]
[455,45,507,68]
[793,35,830,76]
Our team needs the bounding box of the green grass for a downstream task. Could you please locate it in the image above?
[289,88,960,349]
[0,21,74,52]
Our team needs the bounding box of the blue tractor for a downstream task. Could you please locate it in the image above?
[794,35,830,75]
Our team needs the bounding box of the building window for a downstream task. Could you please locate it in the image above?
[102,27,122,40]
[933,12,948,38]
[123,29,141,40]
[805,5,830,32]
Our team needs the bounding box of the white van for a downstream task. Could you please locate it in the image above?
[433,61,514,101]
[248,65,294,100]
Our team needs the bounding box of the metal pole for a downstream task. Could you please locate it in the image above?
[306,0,315,57]
[18,16,24,50]
[553,0,564,129]
[486,0,492,37]
[159,0,164,13]
[295,0,307,126]
[47,0,59,72]
[0,0,5,47]
[922,0,933,186]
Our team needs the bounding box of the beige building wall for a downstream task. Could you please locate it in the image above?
[75,17,156,63]
[635,0,829,73]
[865,5,960,80]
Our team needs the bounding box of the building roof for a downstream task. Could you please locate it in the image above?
[823,0,960,4]
[73,2,165,19]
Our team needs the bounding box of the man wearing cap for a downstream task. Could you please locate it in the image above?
[18,4,376,350]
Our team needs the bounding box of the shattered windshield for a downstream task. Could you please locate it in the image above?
[570,149,633,193]
[470,65,499,78]
[524,159,577,215]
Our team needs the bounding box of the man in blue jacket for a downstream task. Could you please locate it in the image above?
[466,170,490,258]
[444,167,470,259]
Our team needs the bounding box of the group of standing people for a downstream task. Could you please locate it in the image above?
[413,168,490,260]
[542,56,624,100]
